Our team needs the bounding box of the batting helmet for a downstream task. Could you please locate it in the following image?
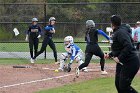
[86,20,95,28]
[32,18,38,22]
[49,17,56,22]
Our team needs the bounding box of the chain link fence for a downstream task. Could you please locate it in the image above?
[0,2,139,59]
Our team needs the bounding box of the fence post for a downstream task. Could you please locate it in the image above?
[44,3,47,59]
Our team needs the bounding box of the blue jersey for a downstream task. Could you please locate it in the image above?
[44,25,55,37]
[69,44,81,61]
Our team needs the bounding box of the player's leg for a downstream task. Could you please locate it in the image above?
[118,57,139,93]
[93,45,107,74]
[29,38,34,59]
[33,37,49,59]
[75,52,87,72]
[48,39,58,62]
[58,53,69,71]
[78,45,93,70]
[34,38,39,57]
[115,63,122,93]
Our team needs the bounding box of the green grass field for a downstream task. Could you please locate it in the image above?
[0,43,110,52]
[0,58,114,65]
[0,58,54,65]
[35,77,140,93]
[0,36,110,52]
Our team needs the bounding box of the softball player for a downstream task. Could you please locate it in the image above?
[76,20,111,77]
[58,36,87,72]
[25,18,41,62]
[31,17,57,63]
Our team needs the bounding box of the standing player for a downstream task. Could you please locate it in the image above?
[76,20,111,77]
[25,18,42,63]
[106,15,139,93]
[57,36,87,72]
[31,17,57,63]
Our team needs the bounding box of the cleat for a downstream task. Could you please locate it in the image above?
[58,68,64,71]
[30,58,35,64]
[82,67,88,72]
[55,61,60,65]
[101,71,108,75]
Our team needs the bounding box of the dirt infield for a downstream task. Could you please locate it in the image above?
[0,63,139,93]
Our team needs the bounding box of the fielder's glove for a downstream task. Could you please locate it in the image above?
[67,63,72,72]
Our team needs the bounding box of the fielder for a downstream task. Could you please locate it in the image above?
[58,36,87,72]
[25,18,42,62]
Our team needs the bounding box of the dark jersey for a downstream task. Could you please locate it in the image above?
[85,28,110,45]
[111,25,136,63]
[27,25,41,38]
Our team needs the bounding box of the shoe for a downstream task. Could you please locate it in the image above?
[76,67,80,78]
[58,68,64,71]
[30,58,35,64]
[55,61,60,65]
[101,71,108,75]
[82,67,88,72]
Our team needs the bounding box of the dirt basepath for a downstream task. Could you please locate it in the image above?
[0,63,139,93]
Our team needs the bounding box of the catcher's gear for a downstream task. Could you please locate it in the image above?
[67,63,72,72]
[32,18,38,22]
[49,17,56,22]
[63,63,72,72]
[86,20,95,28]
[64,36,74,47]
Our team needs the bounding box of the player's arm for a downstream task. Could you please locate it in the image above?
[44,26,55,33]
[25,26,31,41]
[117,31,134,63]
[97,29,111,40]
[66,47,76,72]
[37,26,42,38]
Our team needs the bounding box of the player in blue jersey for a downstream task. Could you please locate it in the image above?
[25,18,42,63]
[31,17,58,63]
[57,36,87,72]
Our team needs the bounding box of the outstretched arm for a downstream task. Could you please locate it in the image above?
[97,29,111,40]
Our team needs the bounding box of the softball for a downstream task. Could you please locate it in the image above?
[55,69,59,72]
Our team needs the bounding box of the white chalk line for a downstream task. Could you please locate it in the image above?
[0,73,74,89]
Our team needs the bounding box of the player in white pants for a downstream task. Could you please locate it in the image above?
[58,36,87,72]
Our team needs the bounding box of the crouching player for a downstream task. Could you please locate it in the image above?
[58,36,87,72]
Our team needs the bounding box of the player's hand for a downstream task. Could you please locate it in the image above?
[113,57,120,63]
[25,35,28,41]
[109,40,113,44]
[37,34,41,38]
[104,53,109,59]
